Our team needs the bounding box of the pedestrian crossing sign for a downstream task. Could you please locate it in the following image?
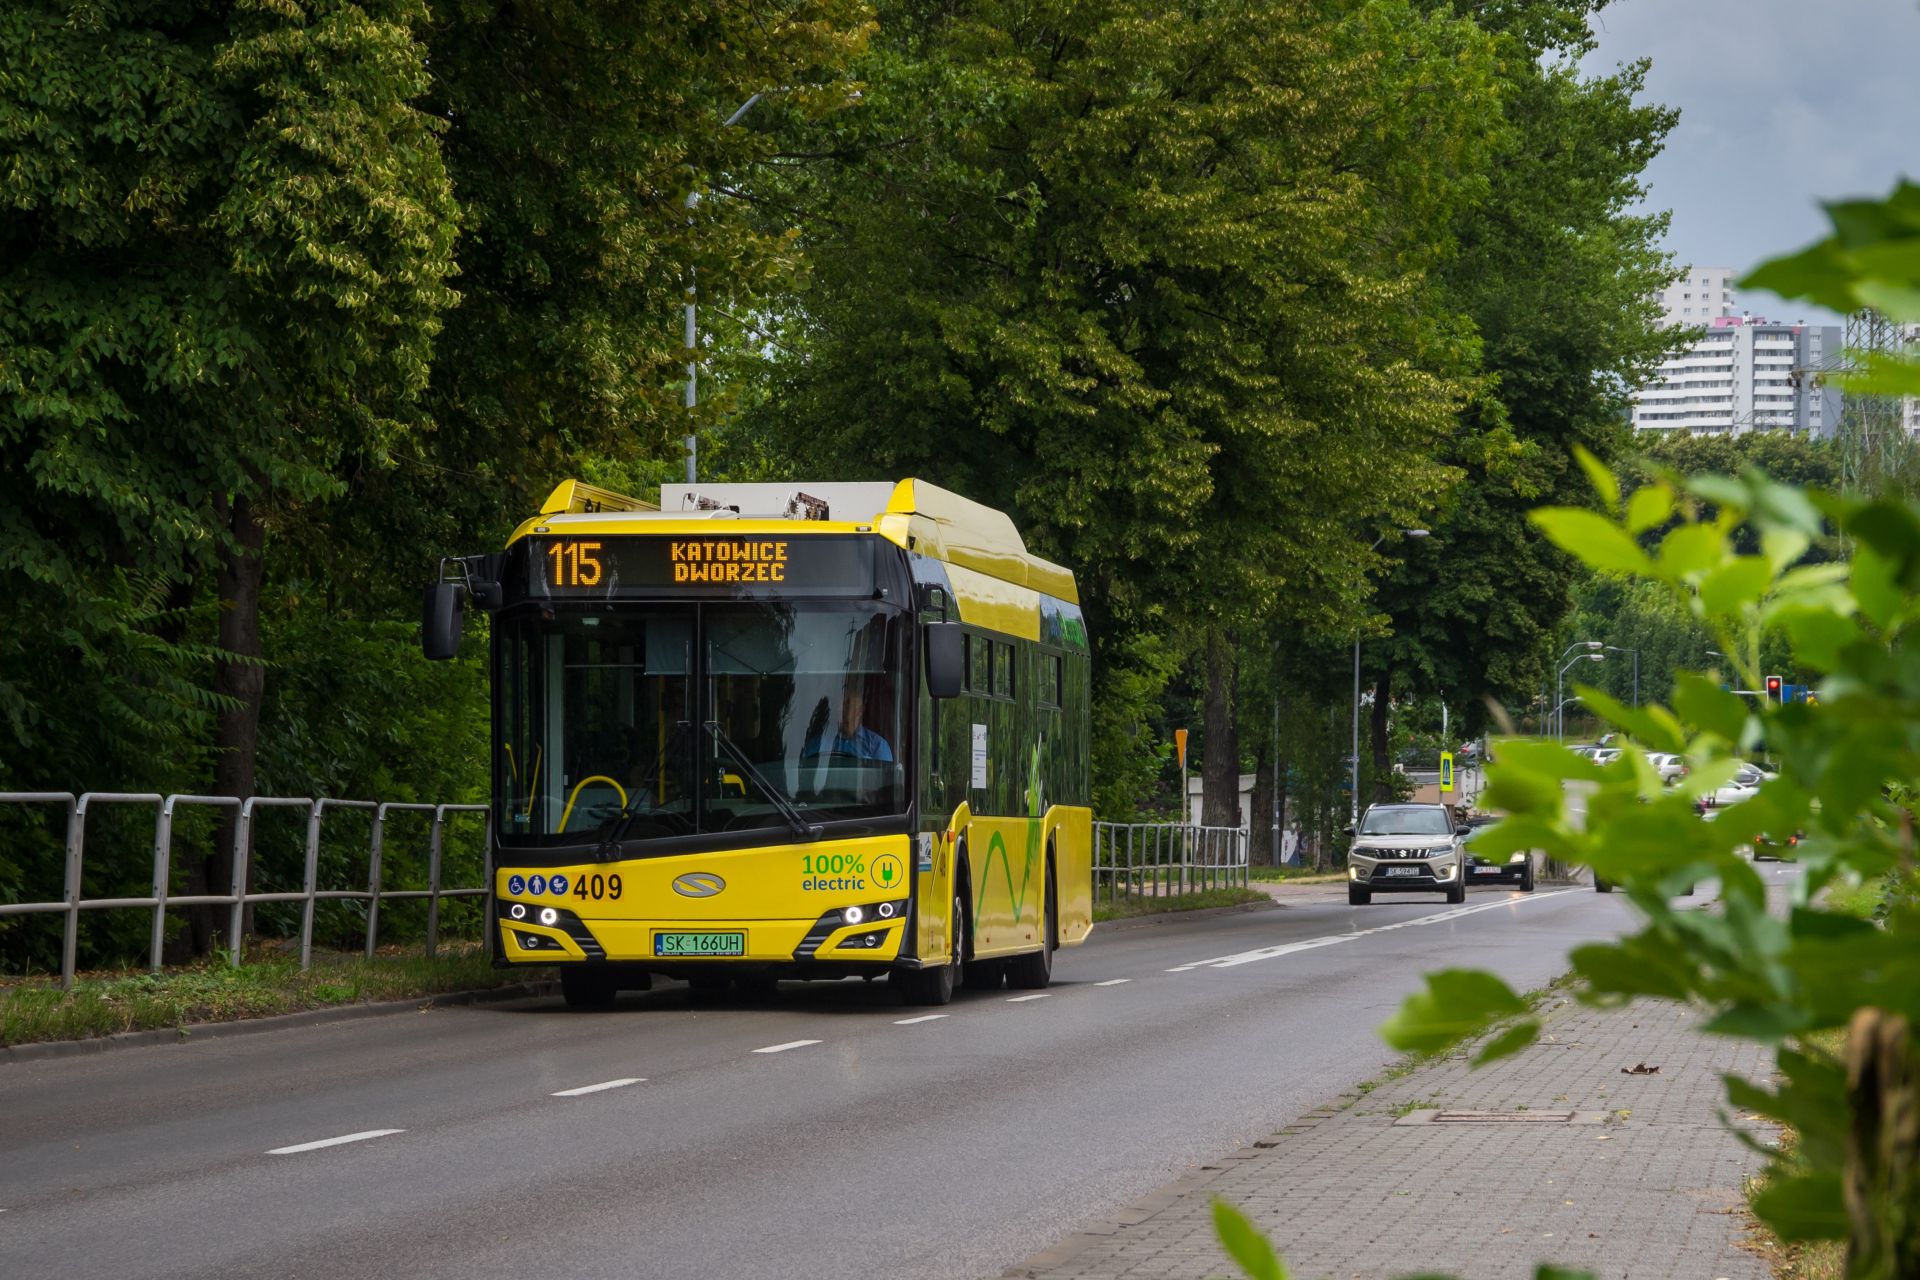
[1440,752,1455,793]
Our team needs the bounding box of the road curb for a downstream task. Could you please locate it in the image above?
[1094,898,1282,932]
[1,978,560,1066]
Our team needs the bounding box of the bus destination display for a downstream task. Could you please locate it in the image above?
[527,535,877,597]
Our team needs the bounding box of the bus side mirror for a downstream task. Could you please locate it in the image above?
[924,622,963,698]
[422,581,464,660]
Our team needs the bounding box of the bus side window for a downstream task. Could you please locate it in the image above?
[993,642,1013,699]
[967,633,990,693]
[1040,652,1062,708]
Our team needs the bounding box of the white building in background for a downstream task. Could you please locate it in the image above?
[1631,270,1843,436]
[1656,267,1739,327]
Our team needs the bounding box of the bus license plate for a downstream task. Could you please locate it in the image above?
[1385,866,1421,877]
[654,931,746,957]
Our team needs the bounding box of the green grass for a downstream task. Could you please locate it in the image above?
[1248,865,1346,884]
[1822,875,1886,921]
[1093,886,1268,923]
[0,945,540,1048]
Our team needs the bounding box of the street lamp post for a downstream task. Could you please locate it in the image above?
[1556,651,1605,739]
[684,92,773,484]
[1604,645,1640,707]
[1350,529,1429,827]
[1553,642,1602,737]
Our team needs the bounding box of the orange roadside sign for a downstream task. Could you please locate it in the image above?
[1174,728,1188,771]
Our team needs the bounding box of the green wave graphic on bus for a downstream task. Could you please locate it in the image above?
[977,742,1044,924]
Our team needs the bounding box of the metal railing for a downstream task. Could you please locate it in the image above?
[1092,822,1249,906]
[0,792,489,989]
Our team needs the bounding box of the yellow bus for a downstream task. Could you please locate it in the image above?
[422,479,1093,1007]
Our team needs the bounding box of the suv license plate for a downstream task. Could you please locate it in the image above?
[654,931,746,957]
[1384,866,1422,877]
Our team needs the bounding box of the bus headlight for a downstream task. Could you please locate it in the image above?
[842,905,866,925]
[509,903,527,920]
[540,907,559,926]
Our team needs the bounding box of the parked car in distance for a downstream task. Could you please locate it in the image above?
[1752,831,1802,862]
[1345,803,1470,906]
[1590,747,1623,766]
[1460,812,1535,892]
[1646,752,1689,784]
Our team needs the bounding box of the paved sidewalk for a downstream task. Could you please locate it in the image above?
[1006,992,1776,1280]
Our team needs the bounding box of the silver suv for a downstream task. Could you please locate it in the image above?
[1346,803,1468,906]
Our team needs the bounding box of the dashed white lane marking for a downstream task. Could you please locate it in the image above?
[894,1014,949,1025]
[1094,978,1132,986]
[754,1039,822,1054]
[1168,889,1579,972]
[268,1129,404,1155]
[551,1078,643,1097]
[1006,993,1051,1003]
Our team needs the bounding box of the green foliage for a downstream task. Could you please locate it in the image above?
[1211,1199,1288,1280]
[1363,23,1679,739]
[1745,181,1920,399]
[1383,459,1920,1266]
[740,0,1504,801]
[1381,968,1535,1064]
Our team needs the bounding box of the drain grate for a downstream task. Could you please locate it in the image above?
[1395,1109,1605,1127]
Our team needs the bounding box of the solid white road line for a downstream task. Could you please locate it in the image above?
[1006,993,1051,1003]
[551,1078,643,1097]
[754,1039,822,1054]
[268,1129,405,1156]
[1094,978,1132,986]
[1169,889,1580,972]
[894,1014,949,1025]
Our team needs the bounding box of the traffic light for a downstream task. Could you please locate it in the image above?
[1765,674,1783,703]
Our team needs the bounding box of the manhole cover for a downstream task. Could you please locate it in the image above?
[1394,1109,1606,1126]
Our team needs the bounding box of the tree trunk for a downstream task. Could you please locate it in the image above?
[1249,748,1274,866]
[1844,1007,1919,1280]
[189,487,268,956]
[1200,628,1240,829]
[1368,666,1393,805]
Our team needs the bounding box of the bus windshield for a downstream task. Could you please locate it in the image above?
[495,603,906,849]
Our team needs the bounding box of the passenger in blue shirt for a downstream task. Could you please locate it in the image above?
[805,682,893,762]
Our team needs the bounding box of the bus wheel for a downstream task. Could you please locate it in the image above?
[1006,859,1056,990]
[895,890,963,1006]
[560,967,617,1010]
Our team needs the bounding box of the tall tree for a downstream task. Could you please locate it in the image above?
[1,0,461,947]
[1359,3,1678,790]
[740,0,1499,815]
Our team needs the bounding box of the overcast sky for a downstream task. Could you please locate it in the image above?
[1582,0,1920,325]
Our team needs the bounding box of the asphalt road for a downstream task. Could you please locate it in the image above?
[4,879,1677,1279]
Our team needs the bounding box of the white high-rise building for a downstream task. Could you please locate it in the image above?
[1656,267,1738,327]
[1631,268,1843,437]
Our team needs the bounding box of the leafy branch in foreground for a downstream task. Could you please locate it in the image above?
[1377,455,1919,1278]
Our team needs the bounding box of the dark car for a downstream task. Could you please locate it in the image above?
[1460,812,1535,893]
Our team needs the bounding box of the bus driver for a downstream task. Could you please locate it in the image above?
[805,678,893,762]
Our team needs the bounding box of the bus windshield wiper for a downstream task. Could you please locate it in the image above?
[702,721,821,839]
[594,720,691,856]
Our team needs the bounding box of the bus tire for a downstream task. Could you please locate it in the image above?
[560,967,617,1010]
[1006,856,1056,990]
[896,888,964,1006]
